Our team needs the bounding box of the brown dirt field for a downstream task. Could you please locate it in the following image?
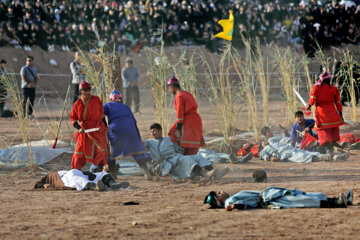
[1,93,360,239]
[1,46,360,239]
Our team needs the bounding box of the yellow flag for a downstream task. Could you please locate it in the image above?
[215,10,234,41]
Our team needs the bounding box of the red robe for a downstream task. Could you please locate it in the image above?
[70,95,108,169]
[309,84,344,145]
[168,91,205,150]
[339,133,360,144]
[237,144,260,158]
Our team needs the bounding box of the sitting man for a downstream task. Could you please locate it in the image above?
[143,123,229,180]
[204,187,353,211]
[290,111,317,148]
[33,169,129,191]
[259,126,349,163]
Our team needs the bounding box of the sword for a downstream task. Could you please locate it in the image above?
[293,87,307,107]
[85,127,100,133]
[293,87,311,116]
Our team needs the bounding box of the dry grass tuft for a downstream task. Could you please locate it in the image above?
[1,67,34,165]
[145,42,174,134]
[273,46,301,124]
[201,44,245,150]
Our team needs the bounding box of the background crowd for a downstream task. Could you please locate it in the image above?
[0,0,359,56]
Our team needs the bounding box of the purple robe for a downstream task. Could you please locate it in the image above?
[104,102,146,158]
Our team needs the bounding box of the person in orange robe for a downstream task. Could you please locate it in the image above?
[237,143,260,158]
[308,70,344,153]
[70,81,108,169]
[167,76,205,155]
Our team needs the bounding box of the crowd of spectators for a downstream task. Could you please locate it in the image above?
[0,0,359,56]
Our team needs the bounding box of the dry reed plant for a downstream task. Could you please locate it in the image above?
[78,49,102,95]
[145,43,173,134]
[273,46,301,124]
[334,51,359,121]
[173,50,198,98]
[1,68,34,165]
[32,93,58,141]
[0,136,11,149]
[253,40,270,126]
[314,44,331,72]
[303,60,314,96]
[231,40,260,141]
[78,47,118,103]
[200,44,243,151]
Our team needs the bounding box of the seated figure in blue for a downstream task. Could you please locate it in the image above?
[290,110,317,148]
[103,89,153,181]
[143,123,230,180]
[204,187,353,211]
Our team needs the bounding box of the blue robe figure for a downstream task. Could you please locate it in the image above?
[91,89,153,180]
[104,101,147,159]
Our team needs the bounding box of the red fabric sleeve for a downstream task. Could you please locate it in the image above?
[333,87,343,112]
[309,86,317,106]
[175,94,185,124]
[70,101,79,126]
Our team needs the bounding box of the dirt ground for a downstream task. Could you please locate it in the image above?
[1,89,360,240]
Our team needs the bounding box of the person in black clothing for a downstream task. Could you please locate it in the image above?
[20,56,38,117]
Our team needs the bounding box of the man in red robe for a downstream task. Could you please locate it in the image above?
[167,76,205,155]
[308,70,344,153]
[70,81,108,169]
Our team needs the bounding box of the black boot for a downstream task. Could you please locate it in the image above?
[322,194,347,208]
[137,158,153,181]
[316,145,326,154]
[107,159,117,180]
[101,174,115,186]
[90,163,104,173]
[332,141,344,149]
[324,142,333,155]
[346,189,353,206]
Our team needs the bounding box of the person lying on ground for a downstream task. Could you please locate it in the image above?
[237,125,286,158]
[290,110,317,148]
[198,148,253,164]
[238,124,358,160]
[204,187,353,211]
[143,123,229,180]
[339,133,360,150]
[33,169,129,191]
[259,126,349,163]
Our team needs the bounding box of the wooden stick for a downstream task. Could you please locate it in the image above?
[52,84,71,149]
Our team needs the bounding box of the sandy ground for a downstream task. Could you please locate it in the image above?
[1,156,360,239]
[1,87,360,239]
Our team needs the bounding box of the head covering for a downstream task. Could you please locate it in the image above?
[315,69,331,86]
[126,57,133,63]
[253,169,267,182]
[79,80,91,90]
[313,23,321,28]
[109,88,123,102]
[167,76,180,85]
[203,191,223,208]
